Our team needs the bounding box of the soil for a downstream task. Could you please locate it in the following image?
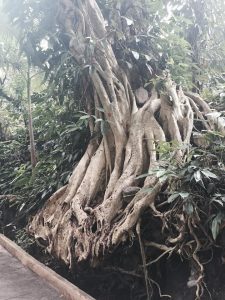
[27,239,225,300]
[2,209,225,300]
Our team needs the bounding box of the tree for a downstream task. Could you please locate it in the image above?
[27,57,37,168]
[0,43,38,167]
[5,0,225,298]
[0,3,38,167]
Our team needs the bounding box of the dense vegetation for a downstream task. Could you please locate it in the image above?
[1,0,225,299]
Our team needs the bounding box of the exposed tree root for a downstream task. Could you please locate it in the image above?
[28,0,225,298]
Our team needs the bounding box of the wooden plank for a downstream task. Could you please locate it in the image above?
[0,234,95,300]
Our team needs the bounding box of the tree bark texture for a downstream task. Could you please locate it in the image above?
[29,0,225,271]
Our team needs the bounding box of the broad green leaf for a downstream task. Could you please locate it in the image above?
[136,173,149,179]
[132,51,140,60]
[80,115,90,120]
[168,193,180,203]
[179,192,189,199]
[194,170,202,182]
[212,199,223,206]
[193,170,205,187]
[201,169,218,179]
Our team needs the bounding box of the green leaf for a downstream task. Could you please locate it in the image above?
[201,169,218,179]
[179,192,190,199]
[168,193,180,203]
[136,173,147,179]
[194,170,202,182]
[183,201,194,215]
[95,118,103,123]
[145,55,151,61]
[156,169,168,178]
[212,199,223,206]
[132,51,140,60]
[193,170,205,187]
[80,115,90,120]
[167,57,174,65]
[121,16,134,26]
[159,175,168,183]
[211,215,223,240]
[19,202,26,212]
[41,190,48,199]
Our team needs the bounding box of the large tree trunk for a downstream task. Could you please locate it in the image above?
[29,1,225,295]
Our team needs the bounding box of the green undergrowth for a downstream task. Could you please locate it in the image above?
[0,108,90,242]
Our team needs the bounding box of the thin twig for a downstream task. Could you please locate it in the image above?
[137,219,152,300]
[149,278,172,299]
[146,248,175,267]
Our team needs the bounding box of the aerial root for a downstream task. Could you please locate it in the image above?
[28,64,225,300]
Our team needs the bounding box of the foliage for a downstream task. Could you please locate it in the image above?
[0,1,89,232]
[4,0,225,94]
[0,101,89,230]
[2,1,225,299]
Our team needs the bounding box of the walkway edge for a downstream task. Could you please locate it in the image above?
[0,234,95,300]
